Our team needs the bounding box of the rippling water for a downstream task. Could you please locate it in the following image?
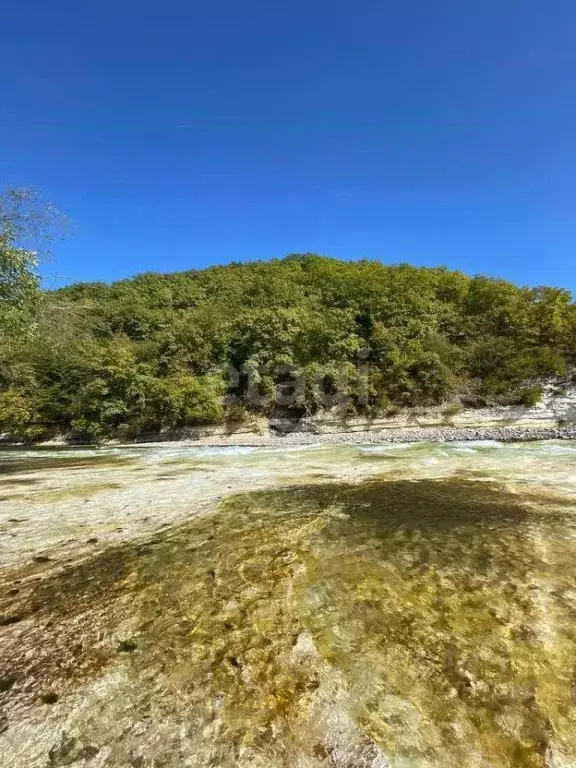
[1,441,576,767]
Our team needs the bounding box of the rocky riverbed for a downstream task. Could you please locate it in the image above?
[1,440,576,767]
[175,424,576,447]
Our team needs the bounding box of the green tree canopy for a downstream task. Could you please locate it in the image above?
[1,250,575,441]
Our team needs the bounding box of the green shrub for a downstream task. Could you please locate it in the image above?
[518,386,544,407]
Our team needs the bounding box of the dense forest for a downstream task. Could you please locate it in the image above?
[1,188,575,441]
[2,244,576,440]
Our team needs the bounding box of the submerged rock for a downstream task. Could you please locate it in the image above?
[2,445,576,766]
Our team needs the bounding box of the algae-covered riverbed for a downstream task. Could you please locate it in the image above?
[1,441,576,767]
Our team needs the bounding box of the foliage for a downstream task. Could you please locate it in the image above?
[517,386,544,407]
[0,235,39,339]
[0,387,45,440]
[1,252,575,441]
[0,187,66,341]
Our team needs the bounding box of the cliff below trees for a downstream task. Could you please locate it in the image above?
[1,254,576,442]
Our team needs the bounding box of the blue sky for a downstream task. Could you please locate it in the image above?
[1,0,575,292]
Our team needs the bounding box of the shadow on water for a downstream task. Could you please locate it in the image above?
[2,478,576,767]
[0,454,137,476]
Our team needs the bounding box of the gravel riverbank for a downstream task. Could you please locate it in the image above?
[162,424,576,448]
[5,423,576,450]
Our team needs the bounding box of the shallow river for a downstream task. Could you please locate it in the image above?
[1,441,576,767]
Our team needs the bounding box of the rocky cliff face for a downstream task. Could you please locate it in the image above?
[264,381,576,436]
[21,379,576,445]
[128,381,576,441]
[540,381,576,423]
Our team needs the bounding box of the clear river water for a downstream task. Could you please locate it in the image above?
[1,440,576,768]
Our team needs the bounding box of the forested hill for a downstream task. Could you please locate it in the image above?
[2,254,576,440]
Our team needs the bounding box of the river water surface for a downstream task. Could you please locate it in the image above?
[1,441,576,767]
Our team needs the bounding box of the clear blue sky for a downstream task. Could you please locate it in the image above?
[1,0,575,292]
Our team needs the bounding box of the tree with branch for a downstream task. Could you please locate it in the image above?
[0,186,66,339]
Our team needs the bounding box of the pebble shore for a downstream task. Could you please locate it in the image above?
[8,423,576,449]
[189,424,576,447]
